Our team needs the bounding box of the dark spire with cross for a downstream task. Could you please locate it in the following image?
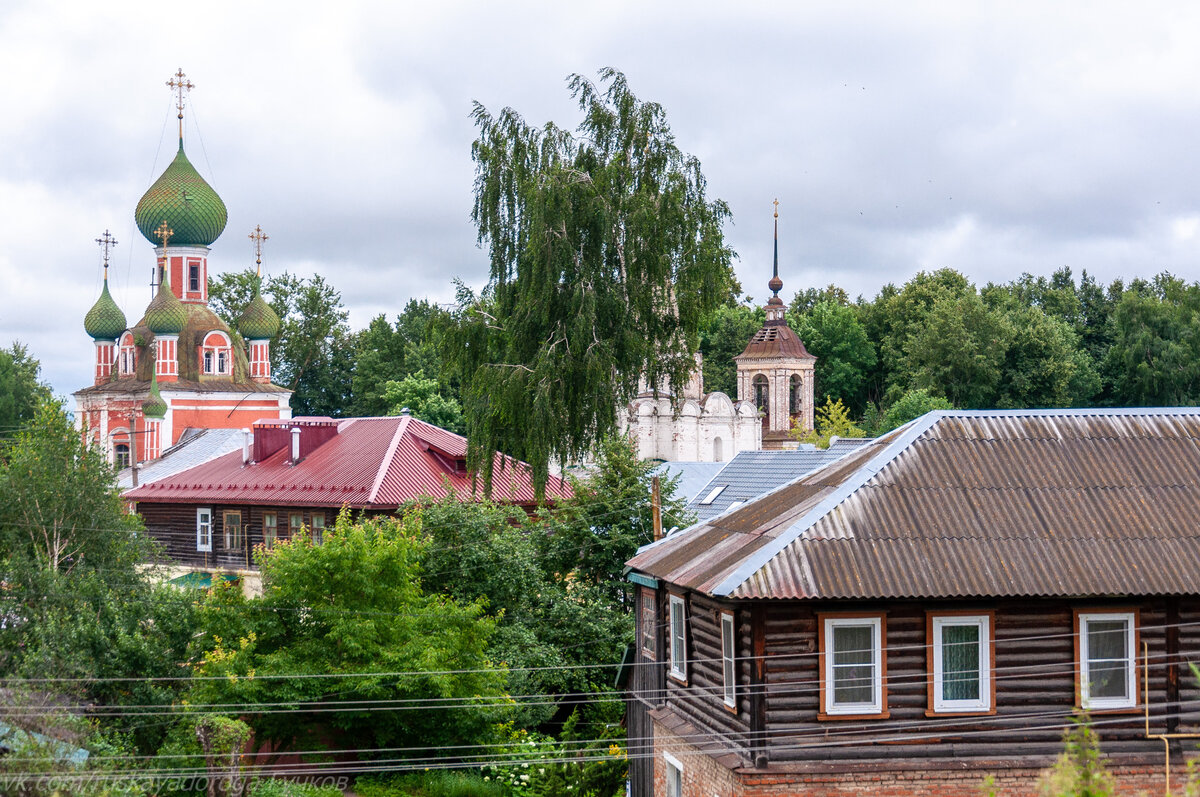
[249,225,269,277]
[95,230,118,278]
[166,68,194,143]
[769,199,783,298]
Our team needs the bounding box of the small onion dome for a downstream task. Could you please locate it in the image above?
[84,276,127,340]
[768,274,784,295]
[237,286,280,340]
[142,375,168,419]
[134,142,228,247]
[143,279,187,335]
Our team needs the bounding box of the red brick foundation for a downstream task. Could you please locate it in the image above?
[651,719,1194,797]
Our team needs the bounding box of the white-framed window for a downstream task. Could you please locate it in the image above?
[931,614,992,713]
[201,331,231,375]
[663,751,683,797]
[822,615,884,716]
[699,485,725,505]
[1077,611,1137,710]
[196,508,212,552]
[721,611,736,708]
[311,513,325,544]
[668,594,687,681]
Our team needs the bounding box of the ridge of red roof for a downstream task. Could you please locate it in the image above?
[124,415,571,507]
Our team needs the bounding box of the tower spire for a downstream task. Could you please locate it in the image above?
[95,230,118,280]
[249,225,269,278]
[768,199,783,299]
[166,68,194,144]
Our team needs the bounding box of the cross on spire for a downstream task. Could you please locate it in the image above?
[248,225,269,276]
[166,68,194,140]
[153,221,173,296]
[773,198,780,219]
[95,230,118,275]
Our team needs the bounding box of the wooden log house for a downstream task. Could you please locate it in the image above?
[125,414,571,587]
[624,408,1200,796]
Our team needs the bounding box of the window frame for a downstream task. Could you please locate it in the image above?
[663,751,683,797]
[927,611,995,715]
[819,612,888,719]
[668,593,687,683]
[310,513,325,544]
[196,508,212,552]
[1075,609,1138,711]
[262,512,278,548]
[188,263,200,293]
[721,611,736,710]
[289,512,304,538]
[223,510,243,552]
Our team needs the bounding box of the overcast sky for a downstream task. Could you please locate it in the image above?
[4,1,1200,395]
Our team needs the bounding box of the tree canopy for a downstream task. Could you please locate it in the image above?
[445,68,737,497]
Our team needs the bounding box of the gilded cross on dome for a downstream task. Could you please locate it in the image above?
[166,68,195,137]
[249,225,269,275]
[95,230,118,274]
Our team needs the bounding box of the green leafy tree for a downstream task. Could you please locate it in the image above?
[352,300,453,416]
[793,398,866,448]
[902,292,1009,408]
[1105,282,1200,406]
[210,270,353,415]
[875,388,954,434]
[997,306,1099,408]
[187,512,504,752]
[698,302,762,396]
[0,399,198,753]
[446,68,737,497]
[791,301,877,413]
[383,370,465,434]
[0,342,50,437]
[788,283,851,315]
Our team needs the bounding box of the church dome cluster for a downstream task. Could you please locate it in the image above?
[142,274,188,335]
[134,143,228,247]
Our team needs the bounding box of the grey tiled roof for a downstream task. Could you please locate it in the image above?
[651,461,727,504]
[687,440,873,523]
[118,427,244,490]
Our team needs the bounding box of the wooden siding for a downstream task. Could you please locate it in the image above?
[630,595,1199,767]
[652,590,755,765]
[138,502,333,570]
[753,599,1179,763]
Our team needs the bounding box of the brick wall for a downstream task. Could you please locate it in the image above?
[650,719,1195,797]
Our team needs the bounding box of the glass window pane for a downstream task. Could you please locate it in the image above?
[1088,620,1127,661]
[833,664,874,704]
[1089,661,1127,699]
[941,624,980,701]
[833,625,873,665]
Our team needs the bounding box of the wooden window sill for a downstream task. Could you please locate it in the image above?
[925,708,996,718]
[818,710,890,721]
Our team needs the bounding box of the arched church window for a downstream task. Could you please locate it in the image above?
[114,442,130,470]
[201,331,231,376]
[790,374,802,415]
[119,332,136,376]
[714,437,724,462]
[753,374,769,414]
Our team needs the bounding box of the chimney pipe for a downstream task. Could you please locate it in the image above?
[290,426,301,464]
[242,428,252,465]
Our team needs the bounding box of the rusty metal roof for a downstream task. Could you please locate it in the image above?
[735,321,814,361]
[625,408,1200,600]
[124,415,570,509]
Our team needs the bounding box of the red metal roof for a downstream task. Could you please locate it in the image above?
[124,415,571,508]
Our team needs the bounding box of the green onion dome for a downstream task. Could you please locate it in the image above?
[237,282,280,340]
[84,275,127,340]
[143,276,187,336]
[134,142,228,247]
[142,374,168,419]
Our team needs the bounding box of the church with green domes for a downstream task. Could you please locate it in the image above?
[75,71,291,469]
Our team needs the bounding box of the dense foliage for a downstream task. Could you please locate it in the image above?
[444,68,737,497]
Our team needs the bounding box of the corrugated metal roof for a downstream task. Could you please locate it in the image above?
[626,408,1200,600]
[124,415,570,508]
[686,442,873,522]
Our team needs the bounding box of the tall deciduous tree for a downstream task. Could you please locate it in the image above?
[0,343,50,438]
[791,301,876,413]
[698,303,762,397]
[447,68,737,496]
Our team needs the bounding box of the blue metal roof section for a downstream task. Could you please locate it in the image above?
[688,440,873,523]
[651,461,727,504]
